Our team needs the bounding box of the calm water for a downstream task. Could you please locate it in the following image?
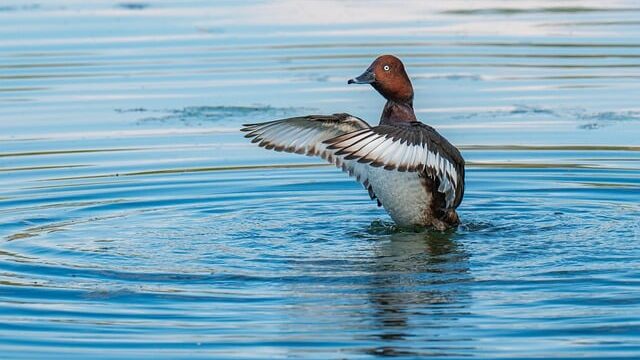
[1,1,640,359]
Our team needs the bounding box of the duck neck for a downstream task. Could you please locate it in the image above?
[380,100,416,125]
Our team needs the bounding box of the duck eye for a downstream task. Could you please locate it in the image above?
[383,65,390,71]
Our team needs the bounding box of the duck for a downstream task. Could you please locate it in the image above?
[241,55,465,230]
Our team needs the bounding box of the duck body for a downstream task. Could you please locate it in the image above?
[365,167,434,226]
[242,55,464,230]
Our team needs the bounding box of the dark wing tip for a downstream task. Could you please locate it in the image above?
[240,124,258,132]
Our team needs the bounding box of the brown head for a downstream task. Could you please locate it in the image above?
[348,55,414,105]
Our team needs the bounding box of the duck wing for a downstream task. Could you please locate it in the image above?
[242,113,384,204]
[241,113,370,156]
[323,122,465,209]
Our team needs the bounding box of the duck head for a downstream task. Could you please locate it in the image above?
[348,55,414,105]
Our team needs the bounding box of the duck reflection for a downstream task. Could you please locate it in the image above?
[280,225,473,358]
[362,228,472,357]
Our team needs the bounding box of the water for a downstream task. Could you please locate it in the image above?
[1,1,640,358]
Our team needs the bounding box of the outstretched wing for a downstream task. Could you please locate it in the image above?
[241,113,383,204]
[323,122,465,209]
[241,113,369,156]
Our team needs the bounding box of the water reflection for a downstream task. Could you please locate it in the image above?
[362,230,472,357]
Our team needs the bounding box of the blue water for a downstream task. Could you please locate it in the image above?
[1,1,640,359]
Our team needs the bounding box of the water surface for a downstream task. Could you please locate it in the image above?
[1,1,640,359]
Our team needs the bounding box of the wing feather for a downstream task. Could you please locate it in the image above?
[242,113,382,204]
[243,115,465,209]
[321,122,465,209]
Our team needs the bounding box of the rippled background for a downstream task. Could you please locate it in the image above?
[2,1,640,358]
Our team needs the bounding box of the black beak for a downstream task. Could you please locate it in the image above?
[348,67,375,84]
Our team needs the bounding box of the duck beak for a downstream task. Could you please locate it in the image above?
[348,67,375,84]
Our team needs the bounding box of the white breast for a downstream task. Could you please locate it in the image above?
[365,167,433,227]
